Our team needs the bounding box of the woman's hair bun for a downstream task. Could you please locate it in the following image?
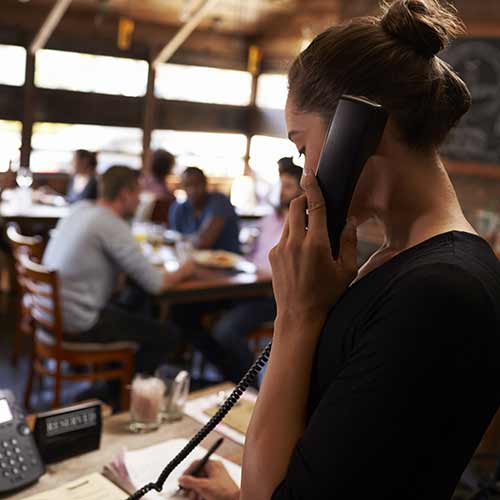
[381,0,465,58]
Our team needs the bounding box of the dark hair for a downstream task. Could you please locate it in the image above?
[278,157,302,185]
[288,0,471,149]
[151,149,175,181]
[75,149,98,170]
[182,166,207,183]
[98,165,140,201]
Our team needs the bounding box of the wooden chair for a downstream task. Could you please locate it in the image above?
[20,253,136,411]
[6,223,45,366]
[150,198,172,226]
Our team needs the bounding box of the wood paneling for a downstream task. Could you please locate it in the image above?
[155,100,249,133]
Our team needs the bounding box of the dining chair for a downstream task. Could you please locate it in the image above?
[6,223,45,366]
[20,253,136,411]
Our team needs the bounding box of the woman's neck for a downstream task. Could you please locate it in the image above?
[355,149,476,280]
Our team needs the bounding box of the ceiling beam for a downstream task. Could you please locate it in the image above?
[152,0,220,68]
[30,0,73,54]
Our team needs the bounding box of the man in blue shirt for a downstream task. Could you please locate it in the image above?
[169,167,240,253]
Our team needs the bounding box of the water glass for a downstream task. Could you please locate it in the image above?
[175,238,194,264]
[154,367,190,422]
[16,167,33,189]
[129,374,165,432]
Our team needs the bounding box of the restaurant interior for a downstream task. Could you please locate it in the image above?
[1,0,500,498]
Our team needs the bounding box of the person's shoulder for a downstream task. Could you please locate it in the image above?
[208,191,236,213]
[389,259,497,318]
[208,191,231,205]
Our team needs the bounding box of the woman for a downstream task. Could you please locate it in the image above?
[141,149,176,203]
[66,149,98,203]
[178,1,500,499]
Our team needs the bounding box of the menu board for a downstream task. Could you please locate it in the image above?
[441,38,500,164]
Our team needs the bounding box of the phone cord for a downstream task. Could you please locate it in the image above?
[125,340,272,500]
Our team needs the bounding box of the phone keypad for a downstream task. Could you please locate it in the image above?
[0,437,34,484]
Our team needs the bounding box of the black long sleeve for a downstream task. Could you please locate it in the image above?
[271,232,500,500]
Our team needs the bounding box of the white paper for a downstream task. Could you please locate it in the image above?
[24,472,127,500]
[184,391,257,446]
[123,438,242,499]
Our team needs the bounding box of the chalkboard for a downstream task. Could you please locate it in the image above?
[441,38,500,164]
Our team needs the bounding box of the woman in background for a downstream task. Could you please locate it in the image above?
[66,149,98,204]
[178,1,500,499]
[141,149,176,205]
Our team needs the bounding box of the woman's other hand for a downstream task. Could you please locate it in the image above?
[269,165,358,333]
[178,460,240,500]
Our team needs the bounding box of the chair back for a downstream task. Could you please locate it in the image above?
[150,198,172,226]
[6,223,45,261]
[18,253,63,351]
[6,224,45,297]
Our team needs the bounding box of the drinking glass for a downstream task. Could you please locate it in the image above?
[154,367,190,422]
[16,167,33,189]
[175,238,194,264]
[129,374,165,432]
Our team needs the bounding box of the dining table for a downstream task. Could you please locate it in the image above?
[143,243,273,304]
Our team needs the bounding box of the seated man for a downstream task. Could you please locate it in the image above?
[211,158,303,382]
[169,167,240,253]
[43,165,195,373]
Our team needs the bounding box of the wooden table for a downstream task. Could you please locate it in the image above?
[0,203,69,227]
[161,268,273,303]
[10,383,242,500]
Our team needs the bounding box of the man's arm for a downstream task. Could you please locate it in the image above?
[194,215,226,249]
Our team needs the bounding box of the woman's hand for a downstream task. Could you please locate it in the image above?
[269,166,358,331]
[178,460,240,500]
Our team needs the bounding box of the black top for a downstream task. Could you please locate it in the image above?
[272,231,500,500]
[66,176,98,204]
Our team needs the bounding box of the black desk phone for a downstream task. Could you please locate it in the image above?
[0,390,44,496]
[125,95,389,500]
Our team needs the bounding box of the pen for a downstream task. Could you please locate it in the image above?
[176,437,224,494]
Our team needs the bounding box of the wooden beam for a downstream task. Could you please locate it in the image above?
[244,46,261,175]
[20,53,36,167]
[0,1,248,71]
[444,159,500,179]
[0,85,250,135]
[142,60,156,171]
[30,0,73,54]
[152,0,221,68]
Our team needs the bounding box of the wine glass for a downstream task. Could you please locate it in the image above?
[16,167,33,189]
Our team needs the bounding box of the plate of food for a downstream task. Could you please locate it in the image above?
[193,250,242,269]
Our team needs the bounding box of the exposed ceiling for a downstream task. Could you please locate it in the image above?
[1,0,500,72]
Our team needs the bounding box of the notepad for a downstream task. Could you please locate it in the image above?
[24,472,127,500]
[104,438,241,499]
[184,390,257,445]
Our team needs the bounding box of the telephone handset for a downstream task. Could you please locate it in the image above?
[125,95,389,500]
[316,95,388,257]
[0,390,44,496]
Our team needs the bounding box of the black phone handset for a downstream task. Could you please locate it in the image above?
[316,95,388,257]
[126,95,388,500]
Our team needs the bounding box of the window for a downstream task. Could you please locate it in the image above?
[31,123,142,173]
[0,120,22,172]
[256,74,288,110]
[0,45,26,86]
[151,130,247,177]
[155,64,252,106]
[249,135,303,184]
[35,49,148,97]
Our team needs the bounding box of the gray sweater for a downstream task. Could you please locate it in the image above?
[43,201,163,333]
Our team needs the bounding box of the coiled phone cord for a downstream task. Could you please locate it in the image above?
[125,341,272,500]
